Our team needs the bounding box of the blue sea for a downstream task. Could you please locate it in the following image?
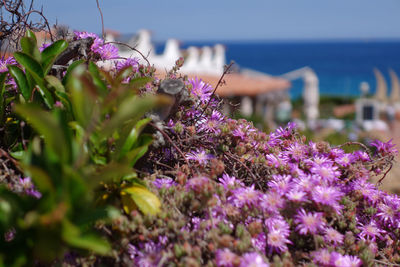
[156,40,400,99]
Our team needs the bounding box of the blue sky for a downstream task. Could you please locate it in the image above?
[37,0,400,41]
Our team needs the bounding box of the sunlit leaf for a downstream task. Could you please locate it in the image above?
[62,59,85,85]
[20,36,41,62]
[14,52,44,80]
[121,185,161,215]
[41,40,68,74]
[7,65,31,100]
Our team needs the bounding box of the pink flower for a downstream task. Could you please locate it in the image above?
[0,57,16,72]
[96,43,119,60]
[370,139,398,156]
[185,149,213,166]
[239,252,269,267]
[311,185,343,211]
[267,229,292,253]
[358,221,385,241]
[294,208,324,235]
[215,248,237,267]
[187,77,213,103]
[324,227,344,245]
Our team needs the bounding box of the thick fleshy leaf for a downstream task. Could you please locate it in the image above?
[121,185,161,215]
[116,118,151,160]
[124,134,153,166]
[14,52,44,79]
[15,104,69,162]
[62,219,111,255]
[41,40,68,74]
[68,73,96,128]
[88,62,108,96]
[20,36,41,62]
[45,75,65,92]
[62,59,85,85]
[36,84,55,108]
[100,95,168,138]
[0,72,7,124]
[25,29,37,43]
[7,65,31,100]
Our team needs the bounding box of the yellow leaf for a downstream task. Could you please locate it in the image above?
[121,186,161,215]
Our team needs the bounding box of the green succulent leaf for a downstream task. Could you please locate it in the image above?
[88,62,108,96]
[0,72,7,124]
[7,65,31,100]
[45,75,65,92]
[20,36,41,62]
[62,219,111,255]
[116,117,151,160]
[41,40,68,74]
[14,52,44,80]
[15,104,69,163]
[25,29,37,43]
[62,59,85,85]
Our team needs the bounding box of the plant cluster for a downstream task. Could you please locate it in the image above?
[0,31,399,267]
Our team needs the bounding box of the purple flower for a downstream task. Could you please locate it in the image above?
[215,248,237,267]
[265,216,290,234]
[336,153,355,167]
[239,252,269,267]
[267,229,291,253]
[267,174,291,195]
[312,248,331,266]
[351,180,381,204]
[265,154,281,168]
[185,149,213,166]
[294,209,324,235]
[198,110,224,134]
[229,185,260,208]
[260,191,285,213]
[4,228,16,242]
[39,43,51,52]
[116,57,139,71]
[96,43,119,60]
[324,227,344,245]
[0,57,16,72]
[19,177,41,198]
[74,30,98,39]
[310,164,340,183]
[353,150,370,162]
[376,195,398,226]
[370,139,398,156]
[286,189,307,202]
[311,185,343,212]
[187,77,213,103]
[285,143,306,162]
[358,221,385,241]
[331,252,362,267]
[252,232,267,251]
[152,177,176,189]
[219,173,243,189]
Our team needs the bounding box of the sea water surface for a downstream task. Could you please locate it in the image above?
[157,40,400,99]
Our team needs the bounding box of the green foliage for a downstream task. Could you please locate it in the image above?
[0,30,169,265]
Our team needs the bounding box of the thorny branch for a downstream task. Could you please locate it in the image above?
[105,41,151,67]
[95,0,105,40]
[0,0,53,51]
